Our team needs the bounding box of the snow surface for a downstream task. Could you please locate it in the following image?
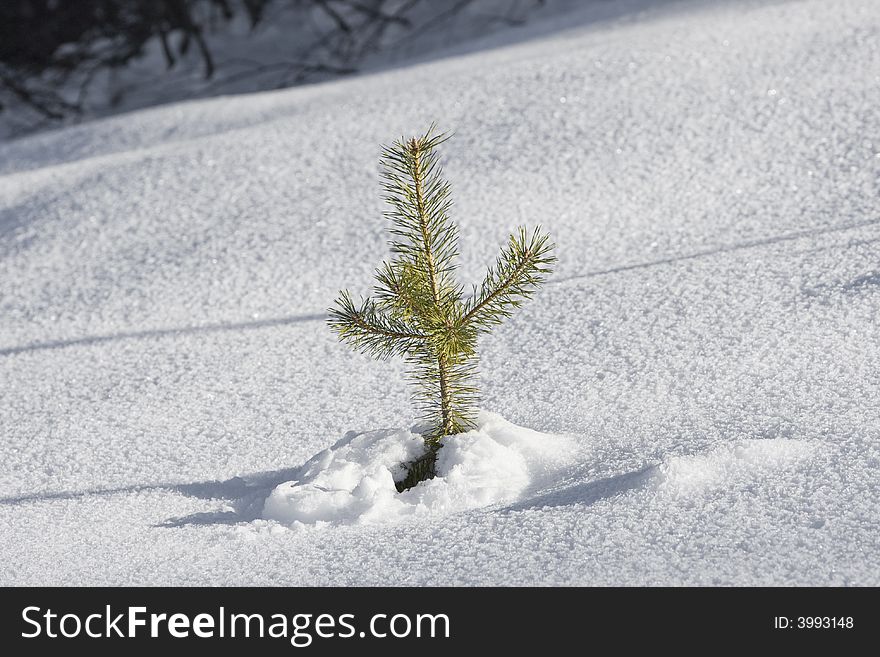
[2,0,880,585]
[262,412,576,527]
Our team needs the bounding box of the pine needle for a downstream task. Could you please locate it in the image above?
[328,126,555,445]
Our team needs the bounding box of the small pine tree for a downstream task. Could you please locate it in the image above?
[329,126,555,486]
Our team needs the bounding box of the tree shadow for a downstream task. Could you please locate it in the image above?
[0,466,302,528]
[160,468,303,528]
[802,268,880,299]
[0,313,326,357]
[841,271,880,293]
[2,461,665,527]
[500,464,659,513]
[552,218,880,287]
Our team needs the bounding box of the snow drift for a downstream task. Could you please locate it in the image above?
[263,412,575,527]
[657,439,820,496]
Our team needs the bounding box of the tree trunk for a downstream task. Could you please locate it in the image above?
[437,355,453,439]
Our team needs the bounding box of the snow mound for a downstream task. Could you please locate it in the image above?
[262,412,574,527]
[658,439,819,496]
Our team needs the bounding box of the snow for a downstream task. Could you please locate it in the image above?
[2,0,880,585]
[262,412,576,527]
[657,439,820,496]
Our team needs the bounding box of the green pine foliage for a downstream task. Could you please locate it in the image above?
[329,126,555,450]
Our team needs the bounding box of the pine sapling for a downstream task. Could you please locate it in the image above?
[328,126,555,489]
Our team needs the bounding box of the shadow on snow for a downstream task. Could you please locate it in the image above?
[499,464,658,513]
[1,457,662,527]
[0,313,326,357]
[0,466,302,528]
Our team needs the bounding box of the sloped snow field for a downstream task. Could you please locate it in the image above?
[2,0,879,585]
